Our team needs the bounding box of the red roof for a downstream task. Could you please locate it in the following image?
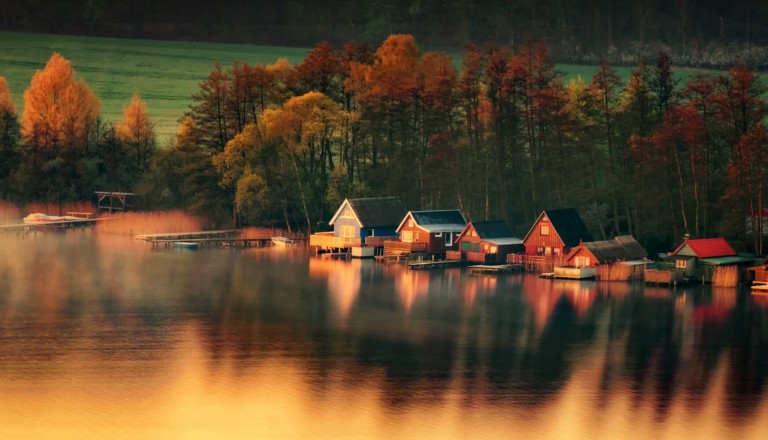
[671,238,737,258]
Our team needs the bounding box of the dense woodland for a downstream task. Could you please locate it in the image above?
[1,35,767,256]
[3,0,768,68]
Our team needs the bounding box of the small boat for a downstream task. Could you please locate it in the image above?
[23,212,84,225]
[752,281,768,294]
[174,241,199,250]
[271,236,294,246]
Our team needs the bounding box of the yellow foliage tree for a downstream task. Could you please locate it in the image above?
[118,93,156,173]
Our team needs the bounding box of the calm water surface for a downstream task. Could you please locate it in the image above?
[1,230,767,439]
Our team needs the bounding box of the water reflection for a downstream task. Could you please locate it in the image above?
[1,232,767,439]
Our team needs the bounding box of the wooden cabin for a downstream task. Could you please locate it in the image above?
[520,208,593,271]
[562,235,649,281]
[666,237,754,286]
[385,210,467,257]
[309,197,407,255]
[448,220,524,263]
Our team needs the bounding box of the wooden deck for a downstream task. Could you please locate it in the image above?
[644,269,685,286]
[468,264,524,275]
[407,259,466,270]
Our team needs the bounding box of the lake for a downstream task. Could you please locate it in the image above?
[1,229,767,439]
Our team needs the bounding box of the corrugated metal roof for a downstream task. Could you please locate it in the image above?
[699,256,754,265]
[576,235,648,262]
[410,210,467,233]
[486,237,524,246]
[671,238,736,258]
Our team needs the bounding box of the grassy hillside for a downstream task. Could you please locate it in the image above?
[0,31,727,144]
[0,32,309,141]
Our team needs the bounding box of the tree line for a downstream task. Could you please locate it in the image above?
[1,35,767,255]
[3,0,768,68]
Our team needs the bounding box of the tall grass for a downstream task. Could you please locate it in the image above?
[95,210,202,236]
[712,266,739,287]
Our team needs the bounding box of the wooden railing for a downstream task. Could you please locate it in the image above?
[384,240,428,254]
[309,232,362,248]
[364,235,399,247]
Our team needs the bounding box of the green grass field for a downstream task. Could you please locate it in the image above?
[0,32,310,141]
[0,31,731,144]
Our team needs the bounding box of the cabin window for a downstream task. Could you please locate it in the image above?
[553,248,560,256]
[408,219,414,227]
[341,209,354,218]
[340,225,355,238]
[537,246,544,255]
[435,232,443,237]
[402,230,413,242]
[545,247,552,256]
[675,259,687,269]
[575,256,590,267]
[490,245,497,254]
[471,230,477,237]
[445,233,453,246]
[540,225,550,236]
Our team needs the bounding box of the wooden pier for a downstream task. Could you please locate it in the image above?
[468,264,523,275]
[134,230,278,249]
[407,259,467,270]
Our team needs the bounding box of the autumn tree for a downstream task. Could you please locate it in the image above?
[0,77,20,200]
[118,93,156,180]
[20,52,100,202]
[589,61,626,236]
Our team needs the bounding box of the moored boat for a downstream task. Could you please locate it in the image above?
[174,241,199,250]
[271,236,294,246]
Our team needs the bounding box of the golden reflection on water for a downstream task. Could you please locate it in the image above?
[1,232,767,439]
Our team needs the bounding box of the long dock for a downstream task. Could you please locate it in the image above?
[133,230,274,249]
[468,264,524,275]
[407,259,467,270]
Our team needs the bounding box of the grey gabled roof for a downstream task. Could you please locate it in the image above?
[408,209,467,233]
[581,235,648,262]
[544,208,593,247]
[347,197,408,228]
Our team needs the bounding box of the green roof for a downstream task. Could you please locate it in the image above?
[699,256,755,266]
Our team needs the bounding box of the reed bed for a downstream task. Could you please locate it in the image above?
[238,226,300,240]
[711,266,739,287]
[596,264,631,281]
[96,210,202,236]
[0,201,20,222]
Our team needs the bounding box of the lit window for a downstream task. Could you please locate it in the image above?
[540,224,550,236]
[471,230,477,237]
[675,259,687,269]
[340,225,355,238]
[402,230,413,242]
[341,209,354,218]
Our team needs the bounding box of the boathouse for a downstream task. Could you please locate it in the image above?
[385,209,467,256]
[562,235,649,281]
[309,197,407,255]
[666,237,754,286]
[520,208,593,271]
[448,220,524,264]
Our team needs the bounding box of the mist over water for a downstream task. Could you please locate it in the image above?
[1,230,767,439]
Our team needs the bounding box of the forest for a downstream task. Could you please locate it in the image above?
[3,0,768,68]
[0,34,767,256]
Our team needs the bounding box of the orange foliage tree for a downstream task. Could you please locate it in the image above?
[19,52,100,201]
[118,93,156,175]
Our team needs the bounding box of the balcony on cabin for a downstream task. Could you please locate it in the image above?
[309,232,362,248]
[363,235,399,248]
[383,240,428,255]
[466,251,498,263]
